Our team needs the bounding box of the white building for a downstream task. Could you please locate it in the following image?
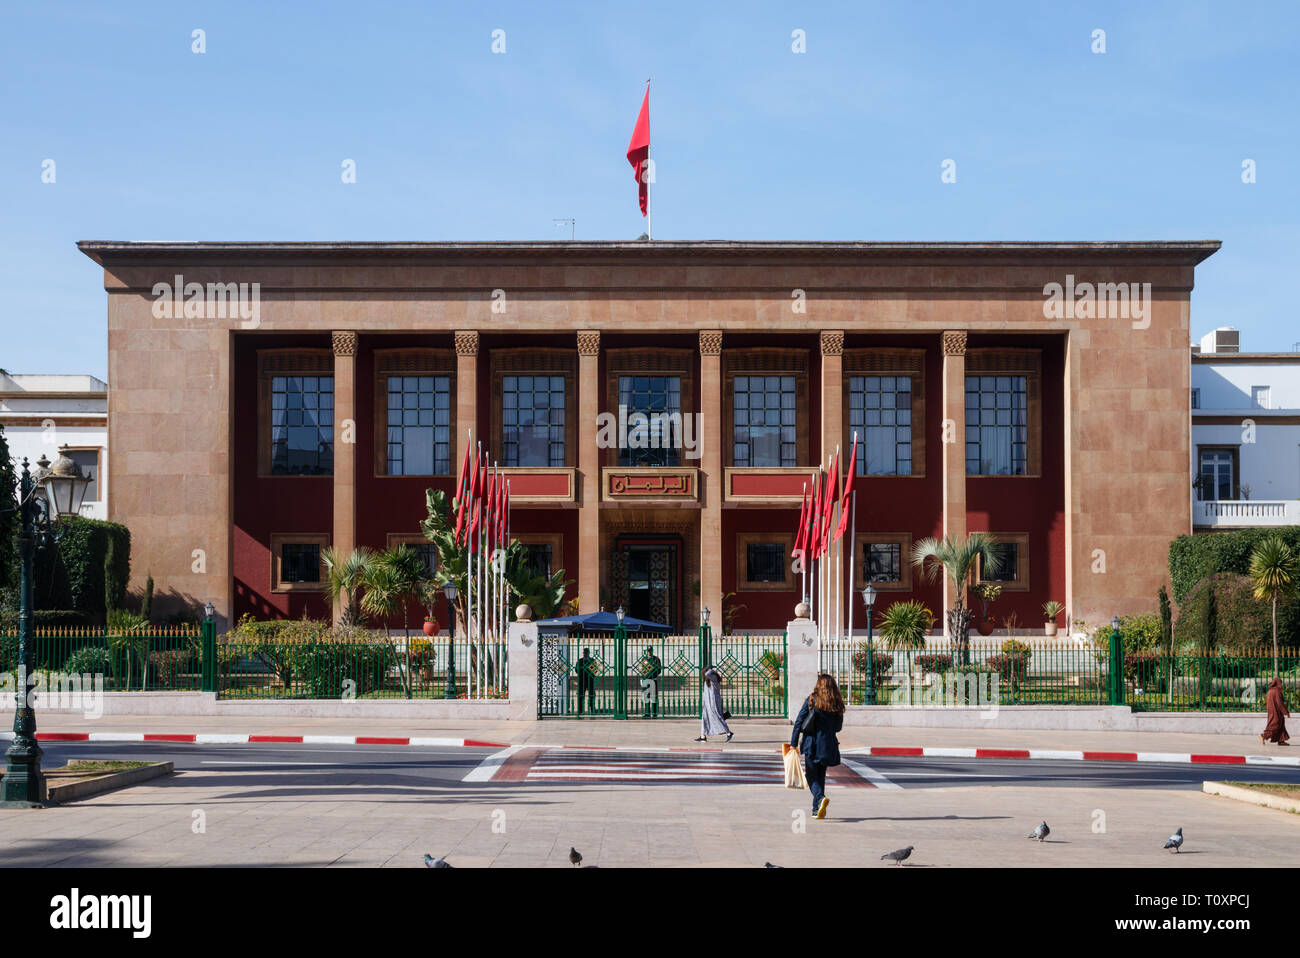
[1191,328,1300,530]
[0,373,108,519]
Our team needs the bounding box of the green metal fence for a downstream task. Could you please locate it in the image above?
[819,637,1300,710]
[216,633,508,700]
[537,628,787,719]
[0,626,205,691]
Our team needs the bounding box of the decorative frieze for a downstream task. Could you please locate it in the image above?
[454,330,480,357]
[576,330,601,356]
[942,330,968,356]
[699,330,723,356]
[819,330,844,356]
[331,332,358,356]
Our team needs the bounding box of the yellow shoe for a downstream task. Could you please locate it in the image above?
[815,797,829,819]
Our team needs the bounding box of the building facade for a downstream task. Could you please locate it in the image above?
[1192,329,1300,530]
[80,240,1217,633]
[0,373,109,519]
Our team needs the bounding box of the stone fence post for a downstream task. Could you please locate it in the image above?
[507,604,539,721]
[785,602,819,722]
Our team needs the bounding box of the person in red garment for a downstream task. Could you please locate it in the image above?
[1261,678,1290,746]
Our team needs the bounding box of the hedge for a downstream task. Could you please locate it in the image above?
[33,516,132,621]
[1174,572,1300,652]
[1168,527,1300,604]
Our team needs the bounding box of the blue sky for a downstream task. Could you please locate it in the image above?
[2,0,1297,379]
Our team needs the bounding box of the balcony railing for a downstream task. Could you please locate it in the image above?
[1193,499,1300,528]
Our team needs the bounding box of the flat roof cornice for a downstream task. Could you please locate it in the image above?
[77,239,1222,266]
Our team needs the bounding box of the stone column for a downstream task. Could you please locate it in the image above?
[819,331,845,465]
[699,330,724,617]
[785,607,819,722]
[576,331,601,612]
[454,331,480,475]
[331,331,358,624]
[507,606,539,720]
[941,331,968,633]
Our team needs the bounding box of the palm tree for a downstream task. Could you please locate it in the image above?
[360,558,409,696]
[322,546,373,626]
[910,533,1002,662]
[1248,535,1299,676]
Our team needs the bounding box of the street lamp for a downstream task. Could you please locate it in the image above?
[615,606,625,626]
[861,584,878,705]
[1,450,91,806]
[203,601,215,622]
[443,580,459,698]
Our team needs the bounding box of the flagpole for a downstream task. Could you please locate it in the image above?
[464,429,474,698]
[645,78,651,241]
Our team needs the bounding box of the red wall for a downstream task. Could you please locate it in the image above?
[231,333,333,621]
[965,333,1067,630]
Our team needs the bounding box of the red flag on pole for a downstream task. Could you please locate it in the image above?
[454,440,471,544]
[627,87,650,215]
[468,451,483,552]
[793,482,810,558]
[834,435,857,541]
[809,468,826,560]
[821,453,840,555]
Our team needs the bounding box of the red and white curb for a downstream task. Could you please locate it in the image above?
[842,746,1300,768]
[0,731,508,749]
[4,732,1297,768]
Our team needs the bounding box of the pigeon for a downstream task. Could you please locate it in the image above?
[1163,828,1183,853]
[569,847,583,867]
[1027,821,1050,842]
[423,854,453,868]
[764,862,783,868]
[880,846,913,866]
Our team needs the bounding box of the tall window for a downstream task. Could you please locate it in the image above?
[1199,449,1234,500]
[522,544,553,581]
[387,375,451,475]
[281,543,322,584]
[745,542,786,583]
[503,375,566,467]
[733,375,797,467]
[271,375,334,475]
[618,375,682,467]
[864,542,903,584]
[64,449,101,503]
[980,542,1019,583]
[1190,387,1200,410]
[965,375,1027,476]
[848,376,912,475]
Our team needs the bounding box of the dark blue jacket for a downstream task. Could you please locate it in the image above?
[791,698,843,767]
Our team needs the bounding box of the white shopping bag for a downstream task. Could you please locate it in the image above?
[783,744,807,789]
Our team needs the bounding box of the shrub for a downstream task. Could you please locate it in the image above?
[33,516,132,620]
[850,647,893,683]
[147,649,194,688]
[1169,527,1300,603]
[34,609,94,628]
[987,653,1029,680]
[64,645,112,677]
[758,650,785,681]
[878,600,935,650]
[1174,573,1288,653]
[914,653,953,673]
[1000,638,1033,662]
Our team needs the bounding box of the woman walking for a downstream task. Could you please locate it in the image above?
[791,673,845,819]
[1261,677,1290,745]
[696,665,734,743]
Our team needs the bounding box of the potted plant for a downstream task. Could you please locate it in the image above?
[417,580,441,636]
[1042,600,1063,638]
[974,583,1001,636]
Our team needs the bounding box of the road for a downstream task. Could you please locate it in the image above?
[4,741,1297,868]
[34,740,1300,791]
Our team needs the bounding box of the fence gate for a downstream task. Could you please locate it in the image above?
[537,628,787,719]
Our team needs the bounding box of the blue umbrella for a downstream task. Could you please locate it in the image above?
[533,610,673,634]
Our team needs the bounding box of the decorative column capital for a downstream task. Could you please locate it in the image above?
[819,330,844,356]
[699,329,723,356]
[454,330,480,357]
[331,331,358,356]
[576,330,601,356]
[942,330,968,356]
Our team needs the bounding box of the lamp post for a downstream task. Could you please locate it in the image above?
[2,448,90,806]
[614,606,627,719]
[443,581,459,698]
[860,584,878,705]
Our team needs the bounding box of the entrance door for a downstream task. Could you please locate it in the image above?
[613,536,680,631]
